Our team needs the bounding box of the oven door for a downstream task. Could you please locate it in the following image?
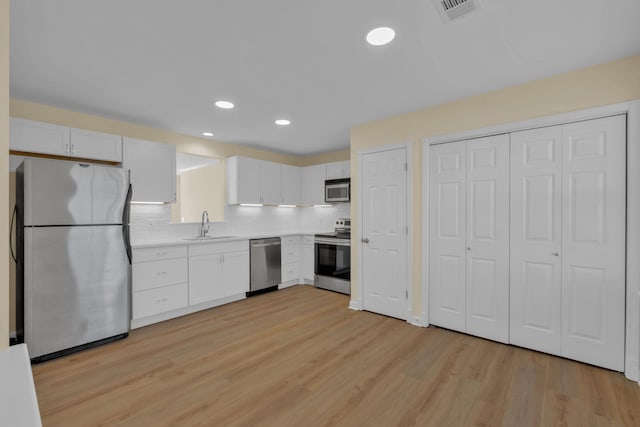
[315,238,350,280]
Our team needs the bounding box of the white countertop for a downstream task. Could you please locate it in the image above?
[131,230,332,249]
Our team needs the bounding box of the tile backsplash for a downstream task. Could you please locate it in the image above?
[130,203,351,243]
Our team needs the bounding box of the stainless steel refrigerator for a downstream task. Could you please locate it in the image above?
[16,158,132,362]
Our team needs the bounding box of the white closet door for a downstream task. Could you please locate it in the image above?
[465,135,510,343]
[429,142,466,332]
[510,126,563,354]
[561,115,626,371]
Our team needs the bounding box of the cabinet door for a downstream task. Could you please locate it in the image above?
[221,251,249,298]
[282,165,301,205]
[301,164,326,205]
[228,156,261,204]
[465,135,509,343]
[123,137,176,203]
[429,142,466,332]
[188,254,222,305]
[510,126,563,354]
[325,161,349,179]
[10,118,70,156]
[261,161,282,204]
[560,115,626,371]
[70,128,122,162]
[302,243,314,281]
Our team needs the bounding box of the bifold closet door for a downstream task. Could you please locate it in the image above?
[510,115,626,371]
[510,126,563,355]
[429,135,509,341]
[429,142,466,333]
[465,135,510,343]
[561,115,626,371]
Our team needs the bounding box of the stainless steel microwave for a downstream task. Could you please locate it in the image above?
[325,178,350,203]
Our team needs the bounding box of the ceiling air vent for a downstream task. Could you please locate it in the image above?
[432,0,478,23]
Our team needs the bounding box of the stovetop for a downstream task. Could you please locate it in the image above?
[314,231,351,240]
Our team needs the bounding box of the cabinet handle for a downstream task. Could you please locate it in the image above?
[156,298,168,303]
[71,144,76,155]
[156,251,167,256]
[466,247,471,251]
[157,271,167,276]
[552,252,560,257]
[361,238,369,244]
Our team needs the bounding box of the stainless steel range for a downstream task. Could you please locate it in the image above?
[314,219,351,294]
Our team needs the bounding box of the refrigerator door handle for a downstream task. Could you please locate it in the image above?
[122,183,133,264]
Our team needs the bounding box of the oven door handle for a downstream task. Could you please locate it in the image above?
[315,238,351,246]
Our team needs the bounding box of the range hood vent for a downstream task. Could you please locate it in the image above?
[432,0,478,23]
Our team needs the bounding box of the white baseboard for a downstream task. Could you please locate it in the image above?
[349,299,362,311]
[278,280,298,289]
[408,316,428,328]
[625,357,639,382]
[131,293,246,329]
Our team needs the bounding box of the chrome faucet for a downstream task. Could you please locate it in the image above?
[200,210,210,237]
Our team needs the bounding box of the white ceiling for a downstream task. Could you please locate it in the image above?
[10,0,640,156]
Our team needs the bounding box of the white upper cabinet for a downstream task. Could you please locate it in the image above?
[301,164,326,205]
[10,118,122,162]
[261,160,283,205]
[123,137,176,203]
[281,164,301,205]
[325,160,350,179]
[227,156,283,205]
[69,128,122,162]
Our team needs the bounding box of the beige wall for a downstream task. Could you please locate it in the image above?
[350,54,640,315]
[1,0,9,349]
[172,165,225,223]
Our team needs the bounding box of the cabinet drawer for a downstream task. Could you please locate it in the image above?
[282,245,300,264]
[133,245,187,263]
[189,240,248,257]
[133,283,188,320]
[282,235,301,249]
[132,257,188,292]
[282,262,300,283]
[302,235,314,245]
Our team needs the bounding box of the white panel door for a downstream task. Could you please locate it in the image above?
[261,161,283,205]
[69,128,122,162]
[429,142,466,332]
[361,148,408,319]
[465,135,510,343]
[281,164,301,205]
[221,251,250,298]
[561,115,626,371]
[510,125,563,354]
[123,137,176,203]
[188,254,222,305]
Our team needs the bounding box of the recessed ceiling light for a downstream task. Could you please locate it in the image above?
[215,100,234,109]
[366,27,395,46]
[275,119,291,126]
[202,132,214,137]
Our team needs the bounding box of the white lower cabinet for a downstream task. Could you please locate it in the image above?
[189,241,249,305]
[302,235,315,283]
[131,245,189,320]
[281,235,301,287]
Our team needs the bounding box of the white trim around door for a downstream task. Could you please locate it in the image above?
[422,100,640,382]
[353,142,414,325]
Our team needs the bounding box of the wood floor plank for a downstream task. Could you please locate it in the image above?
[31,285,640,427]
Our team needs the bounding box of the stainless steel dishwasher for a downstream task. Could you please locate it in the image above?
[248,237,282,296]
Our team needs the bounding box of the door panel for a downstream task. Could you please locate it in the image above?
[429,142,466,332]
[24,226,129,358]
[362,148,408,319]
[465,135,509,343]
[561,115,626,371]
[510,126,563,354]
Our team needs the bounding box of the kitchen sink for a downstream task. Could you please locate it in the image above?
[183,235,235,241]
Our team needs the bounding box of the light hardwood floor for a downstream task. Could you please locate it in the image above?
[33,285,640,426]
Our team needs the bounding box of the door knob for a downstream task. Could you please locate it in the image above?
[552,252,560,257]
[361,238,370,243]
